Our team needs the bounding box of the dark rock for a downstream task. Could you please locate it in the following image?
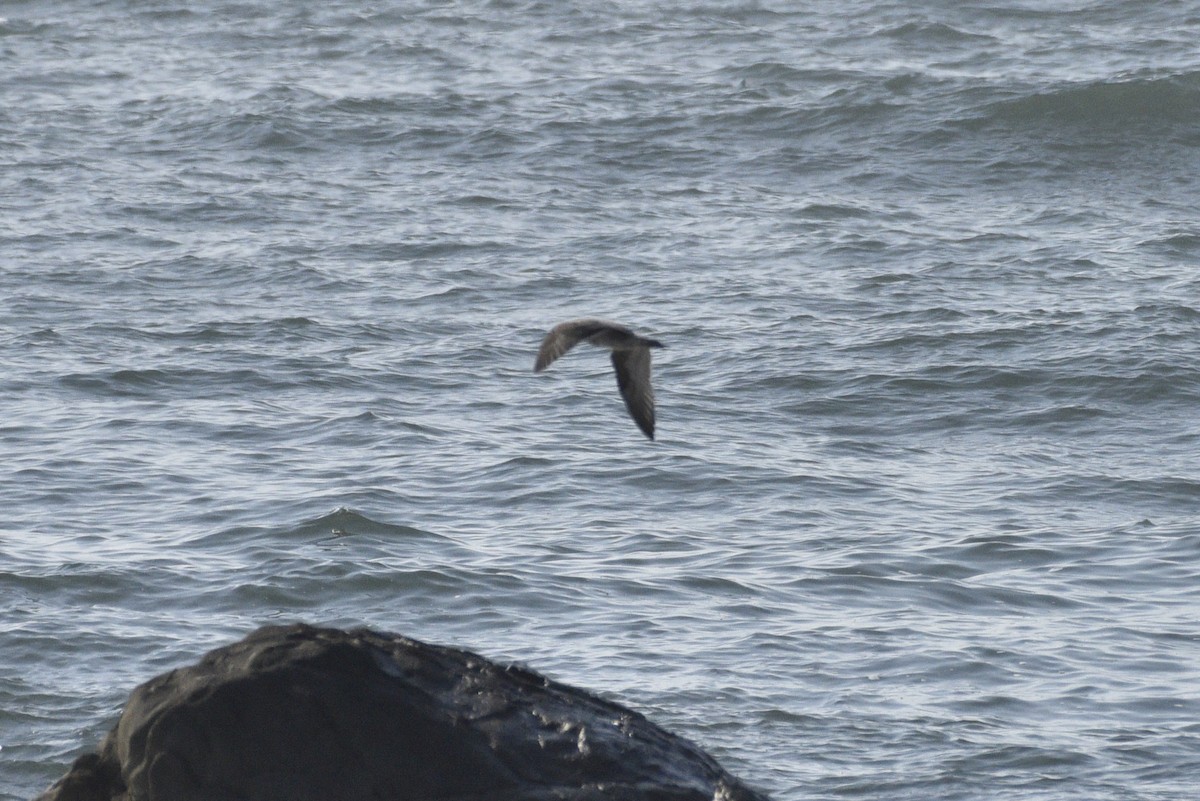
[36,623,770,801]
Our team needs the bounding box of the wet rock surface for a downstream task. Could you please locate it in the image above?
[37,623,770,801]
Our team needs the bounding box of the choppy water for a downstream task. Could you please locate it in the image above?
[4,2,1200,798]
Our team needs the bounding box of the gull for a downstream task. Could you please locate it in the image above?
[534,319,664,440]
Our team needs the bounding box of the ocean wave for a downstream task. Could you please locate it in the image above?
[972,70,1200,130]
[877,21,999,46]
[281,507,442,540]
[57,365,279,398]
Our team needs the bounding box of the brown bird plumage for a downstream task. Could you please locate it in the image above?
[534,319,664,440]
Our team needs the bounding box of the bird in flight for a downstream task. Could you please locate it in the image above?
[534,319,664,440]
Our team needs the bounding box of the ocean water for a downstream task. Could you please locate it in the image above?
[3,1,1200,798]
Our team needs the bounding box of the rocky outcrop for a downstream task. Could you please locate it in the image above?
[37,623,770,801]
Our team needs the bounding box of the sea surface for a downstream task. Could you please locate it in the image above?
[3,1,1200,798]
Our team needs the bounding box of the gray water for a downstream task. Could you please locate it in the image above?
[3,1,1200,798]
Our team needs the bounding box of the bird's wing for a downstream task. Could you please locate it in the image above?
[611,348,656,440]
[534,321,588,371]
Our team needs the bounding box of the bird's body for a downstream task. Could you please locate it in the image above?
[534,319,664,440]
